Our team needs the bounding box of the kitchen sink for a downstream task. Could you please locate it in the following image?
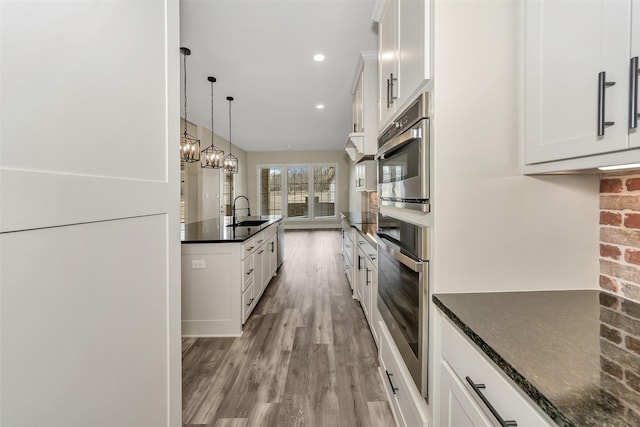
[226,219,269,227]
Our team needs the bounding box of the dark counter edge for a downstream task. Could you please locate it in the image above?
[432,294,574,427]
[340,212,377,248]
[182,217,282,244]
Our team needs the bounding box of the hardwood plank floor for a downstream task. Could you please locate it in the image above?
[182,230,395,426]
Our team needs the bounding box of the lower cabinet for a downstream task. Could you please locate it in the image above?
[341,220,354,290]
[379,321,429,427]
[437,314,553,427]
[182,222,280,336]
[439,361,493,427]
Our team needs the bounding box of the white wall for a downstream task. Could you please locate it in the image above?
[0,1,181,426]
[246,150,351,228]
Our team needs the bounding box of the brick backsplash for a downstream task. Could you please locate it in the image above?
[600,172,640,303]
[369,191,379,216]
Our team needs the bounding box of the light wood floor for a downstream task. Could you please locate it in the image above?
[182,230,395,427]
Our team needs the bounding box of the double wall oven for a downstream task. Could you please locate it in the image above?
[374,92,431,400]
[376,93,430,212]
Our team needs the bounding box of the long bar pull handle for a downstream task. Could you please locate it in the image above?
[389,73,398,105]
[385,370,399,395]
[631,57,640,129]
[386,78,391,108]
[598,71,616,136]
[465,377,517,427]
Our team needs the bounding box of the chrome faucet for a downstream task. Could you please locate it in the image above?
[232,195,251,223]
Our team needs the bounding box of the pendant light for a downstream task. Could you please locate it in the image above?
[201,76,224,169]
[179,47,200,163]
[223,96,239,174]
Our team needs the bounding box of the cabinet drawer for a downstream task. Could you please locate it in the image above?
[356,235,377,268]
[242,256,254,292]
[441,318,552,427]
[242,233,262,258]
[379,323,427,427]
[241,283,255,324]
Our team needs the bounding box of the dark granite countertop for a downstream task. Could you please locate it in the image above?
[433,290,640,426]
[181,215,282,243]
[341,211,377,248]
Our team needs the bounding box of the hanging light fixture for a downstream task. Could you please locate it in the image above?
[179,47,200,163]
[223,96,239,174]
[201,76,224,169]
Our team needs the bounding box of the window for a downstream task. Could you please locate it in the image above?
[258,163,338,220]
[287,165,309,218]
[258,166,282,216]
[313,165,336,218]
[223,172,234,216]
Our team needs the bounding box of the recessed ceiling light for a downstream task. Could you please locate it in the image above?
[313,54,325,62]
[316,104,325,109]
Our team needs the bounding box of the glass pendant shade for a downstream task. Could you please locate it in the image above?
[224,96,239,174]
[201,76,225,169]
[180,47,200,163]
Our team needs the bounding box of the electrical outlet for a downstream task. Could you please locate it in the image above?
[191,260,206,269]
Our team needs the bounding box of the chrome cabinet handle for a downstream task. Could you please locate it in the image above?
[246,268,254,275]
[598,71,616,136]
[465,377,517,427]
[365,268,370,286]
[247,246,254,251]
[246,297,255,307]
[385,370,398,395]
[258,250,264,254]
[271,241,274,252]
[357,255,362,271]
[631,57,640,129]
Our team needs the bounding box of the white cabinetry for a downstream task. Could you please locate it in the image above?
[182,222,280,335]
[378,321,429,427]
[355,234,378,343]
[524,0,640,172]
[355,161,377,192]
[436,315,553,427]
[345,52,378,162]
[341,220,354,290]
[375,0,431,130]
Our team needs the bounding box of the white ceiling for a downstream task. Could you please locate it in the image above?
[180,0,378,153]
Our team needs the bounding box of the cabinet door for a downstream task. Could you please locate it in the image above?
[524,0,630,164]
[439,361,493,427]
[268,236,277,279]
[379,0,399,128]
[362,262,373,323]
[354,69,365,133]
[398,0,430,107]
[356,248,365,301]
[255,246,265,293]
[631,0,640,148]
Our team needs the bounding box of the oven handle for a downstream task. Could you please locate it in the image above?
[376,126,422,160]
[377,237,425,273]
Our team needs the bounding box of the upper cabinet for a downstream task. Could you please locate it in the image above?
[375,0,431,131]
[524,0,640,173]
[345,51,378,163]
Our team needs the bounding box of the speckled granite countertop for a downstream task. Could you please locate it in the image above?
[341,211,377,247]
[433,290,640,426]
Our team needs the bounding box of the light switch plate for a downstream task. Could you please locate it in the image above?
[191,260,206,269]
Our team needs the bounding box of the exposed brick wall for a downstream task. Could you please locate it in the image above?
[600,172,640,303]
[369,191,379,216]
[598,293,640,422]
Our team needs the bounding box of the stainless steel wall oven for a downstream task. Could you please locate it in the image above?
[376,213,429,400]
[376,93,430,212]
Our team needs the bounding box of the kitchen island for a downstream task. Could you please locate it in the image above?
[434,290,640,426]
[181,215,283,336]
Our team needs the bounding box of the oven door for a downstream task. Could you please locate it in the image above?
[376,234,429,399]
[377,118,430,212]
